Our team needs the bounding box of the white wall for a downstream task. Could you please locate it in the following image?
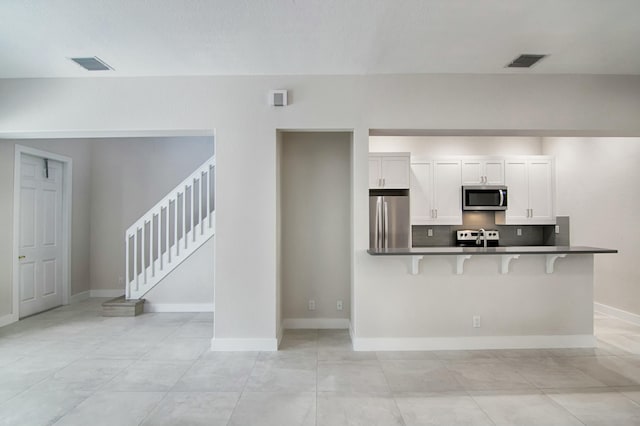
[280,132,351,324]
[276,130,283,339]
[144,237,214,309]
[1,74,639,344]
[543,137,640,315]
[370,136,543,156]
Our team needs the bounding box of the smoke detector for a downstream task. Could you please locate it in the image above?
[70,56,114,71]
[269,90,288,107]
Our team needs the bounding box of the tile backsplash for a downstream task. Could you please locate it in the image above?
[412,214,570,247]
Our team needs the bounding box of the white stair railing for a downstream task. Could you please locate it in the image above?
[125,156,216,299]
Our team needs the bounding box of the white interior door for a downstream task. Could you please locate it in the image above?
[18,153,64,318]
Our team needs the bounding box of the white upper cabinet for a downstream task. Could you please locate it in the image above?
[528,159,554,223]
[433,160,462,224]
[497,157,555,225]
[369,153,410,189]
[369,157,382,188]
[502,159,529,223]
[461,158,504,185]
[410,160,462,225]
[410,162,433,224]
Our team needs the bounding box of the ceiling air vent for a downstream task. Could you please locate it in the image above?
[506,54,547,68]
[70,56,113,71]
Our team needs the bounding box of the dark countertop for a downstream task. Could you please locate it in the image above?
[367,246,618,256]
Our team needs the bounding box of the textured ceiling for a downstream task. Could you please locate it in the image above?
[1,0,640,78]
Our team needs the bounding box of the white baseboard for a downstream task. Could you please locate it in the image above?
[70,291,90,304]
[144,303,214,313]
[210,338,278,352]
[0,314,17,328]
[277,323,284,347]
[352,335,596,352]
[89,289,125,298]
[283,318,350,329]
[595,302,640,326]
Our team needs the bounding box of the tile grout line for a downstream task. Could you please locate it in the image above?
[135,390,171,426]
[539,390,588,426]
[224,351,260,426]
[131,348,208,426]
[377,353,408,426]
[463,390,499,426]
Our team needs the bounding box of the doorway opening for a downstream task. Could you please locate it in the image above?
[276,131,353,346]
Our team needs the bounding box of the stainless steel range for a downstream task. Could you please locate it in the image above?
[456,229,500,247]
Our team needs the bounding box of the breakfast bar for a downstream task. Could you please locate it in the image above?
[368,246,618,274]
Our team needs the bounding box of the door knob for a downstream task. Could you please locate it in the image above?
[18,255,25,260]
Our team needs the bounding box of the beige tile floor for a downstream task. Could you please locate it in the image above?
[2,299,640,425]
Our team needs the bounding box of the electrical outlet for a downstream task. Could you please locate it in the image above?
[336,300,343,311]
[308,300,316,311]
[427,228,433,237]
[555,225,560,234]
[473,315,481,328]
[516,228,522,236]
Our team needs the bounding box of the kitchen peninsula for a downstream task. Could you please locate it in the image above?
[357,139,620,353]
[358,246,617,351]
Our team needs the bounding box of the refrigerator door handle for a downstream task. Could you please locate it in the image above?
[375,197,382,249]
[383,200,389,248]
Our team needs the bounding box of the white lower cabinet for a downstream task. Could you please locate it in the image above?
[497,158,555,225]
[410,160,462,225]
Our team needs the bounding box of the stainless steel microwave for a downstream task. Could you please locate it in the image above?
[462,185,507,211]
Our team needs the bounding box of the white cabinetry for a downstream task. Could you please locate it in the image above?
[369,153,410,189]
[409,162,433,224]
[497,158,555,225]
[461,158,504,185]
[410,160,462,225]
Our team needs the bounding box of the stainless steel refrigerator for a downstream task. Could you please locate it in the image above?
[369,189,410,249]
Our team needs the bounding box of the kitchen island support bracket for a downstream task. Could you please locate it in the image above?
[456,255,472,275]
[501,255,520,274]
[546,254,567,274]
[410,255,424,275]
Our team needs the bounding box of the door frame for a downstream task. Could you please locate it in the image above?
[12,145,73,320]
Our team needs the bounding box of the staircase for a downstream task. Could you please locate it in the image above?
[125,155,216,300]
